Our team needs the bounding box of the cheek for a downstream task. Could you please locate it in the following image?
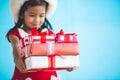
[24,17,33,24]
[40,18,45,25]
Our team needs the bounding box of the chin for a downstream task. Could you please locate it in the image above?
[31,26,39,29]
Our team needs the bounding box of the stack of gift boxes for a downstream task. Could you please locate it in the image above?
[20,28,80,71]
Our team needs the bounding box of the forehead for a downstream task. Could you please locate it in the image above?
[26,6,46,13]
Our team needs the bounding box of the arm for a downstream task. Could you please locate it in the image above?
[9,34,27,73]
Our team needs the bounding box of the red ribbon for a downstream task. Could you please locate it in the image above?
[31,28,39,35]
[65,34,70,42]
[41,35,46,43]
[31,28,55,43]
[48,54,63,69]
[48,55,55,69]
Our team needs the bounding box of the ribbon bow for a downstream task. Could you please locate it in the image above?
[31,28,55,35]
[56,29,77,43]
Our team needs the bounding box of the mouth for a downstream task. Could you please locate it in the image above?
[32,24,40,28]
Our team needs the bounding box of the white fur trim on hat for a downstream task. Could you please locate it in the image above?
[10,0,57,22]
[45,0,57,17]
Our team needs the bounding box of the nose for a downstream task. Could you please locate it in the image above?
[34,17,40,23]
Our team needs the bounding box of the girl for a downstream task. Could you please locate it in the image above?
[7,0,75,80]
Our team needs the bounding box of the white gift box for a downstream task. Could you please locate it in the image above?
[25,55,79,71]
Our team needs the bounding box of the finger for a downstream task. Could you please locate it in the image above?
[16,59,27,73]
[66,67,76,72]
[20,61,26,70]
[16,63,24,73]
[67,68,73,72]
[19,59,26,70]
[18,64,27,73]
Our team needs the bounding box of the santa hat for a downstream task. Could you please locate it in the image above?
[10,0,57,22]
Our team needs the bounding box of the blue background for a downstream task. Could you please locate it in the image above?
[0,0,120,80]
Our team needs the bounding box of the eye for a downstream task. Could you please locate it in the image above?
[40,14,45,18]
[28,12,36,17]
[40,15,44,18]
[29,14,35,17]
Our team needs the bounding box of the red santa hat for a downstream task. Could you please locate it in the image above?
[10,0,57,22]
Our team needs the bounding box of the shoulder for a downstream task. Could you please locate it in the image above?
[9,29,19,36]
[7,28,20,42]
[8,29,20,38]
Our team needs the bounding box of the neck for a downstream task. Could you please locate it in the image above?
[22,26,32,34]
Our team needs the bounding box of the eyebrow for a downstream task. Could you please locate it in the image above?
[28,12,45,15]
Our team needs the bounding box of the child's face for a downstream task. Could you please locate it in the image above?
[24,5,46,29]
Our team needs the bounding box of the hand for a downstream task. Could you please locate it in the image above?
[12,43,27,73]
[13,44,27,73]
[66,67,77,72]
[14,57,27,73]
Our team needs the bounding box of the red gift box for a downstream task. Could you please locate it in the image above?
[56,29,78,43]
[23,43,80,57]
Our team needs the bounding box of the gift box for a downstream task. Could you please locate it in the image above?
[20,28,55,47]
[56,29,78,43]
[25,55,79,71]
[23,43,80,57]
